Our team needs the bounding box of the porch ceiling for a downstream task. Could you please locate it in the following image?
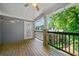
[0,3,70,21]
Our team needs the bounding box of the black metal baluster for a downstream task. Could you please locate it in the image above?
[78,36,79,56]
[69,35,70,53]
[54,34,56,47]
[55,34,56,47]
[49,34,52,45]
[73,35,75,55]
[62,34,63,49]
[54,34,55,46]
[65,34,66,51]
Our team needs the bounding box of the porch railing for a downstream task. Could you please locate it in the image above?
[34,31,43,41]
[48,31,79,56]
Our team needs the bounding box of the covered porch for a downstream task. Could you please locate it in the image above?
[0,3,79,56]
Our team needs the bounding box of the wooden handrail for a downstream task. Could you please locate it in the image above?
[48,31,79,56]
[48,31,79,36]
[34,30,43,32]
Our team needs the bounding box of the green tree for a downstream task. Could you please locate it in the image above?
[48,4,79,32]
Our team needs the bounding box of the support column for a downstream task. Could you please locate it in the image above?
[33,21,35,39]
[43,15,49,47]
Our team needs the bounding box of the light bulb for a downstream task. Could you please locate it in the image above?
[32,3,37,7]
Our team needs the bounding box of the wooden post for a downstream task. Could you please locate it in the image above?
[43,15,49,47]
[43,29,49,47]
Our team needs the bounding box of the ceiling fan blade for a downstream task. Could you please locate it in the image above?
[36,6,40,11]
[24,3,29,7]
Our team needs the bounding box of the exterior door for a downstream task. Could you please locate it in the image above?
[24,21,33,39]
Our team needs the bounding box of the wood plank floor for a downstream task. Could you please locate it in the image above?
[0,39,70,56]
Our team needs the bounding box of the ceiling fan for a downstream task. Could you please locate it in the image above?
[24,3,40,11]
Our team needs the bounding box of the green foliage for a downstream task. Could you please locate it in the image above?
[48,4,79,32]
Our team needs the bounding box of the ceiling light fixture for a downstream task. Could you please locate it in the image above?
[32,3,37,7]
[24,3,40,11]
[32,3,39,11]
